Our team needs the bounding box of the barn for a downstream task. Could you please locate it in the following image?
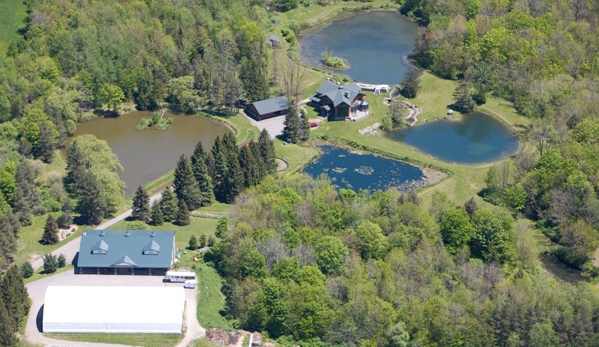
[43,286,186,334]
[245,96,290,120]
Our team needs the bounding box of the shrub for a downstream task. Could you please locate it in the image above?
[20,261,34,278]
[43,254,58,274]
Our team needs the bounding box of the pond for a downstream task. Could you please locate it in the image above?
[298,11,419,84]
[70,112,229,195]
[386,112,520,164]
[303,145,437,192]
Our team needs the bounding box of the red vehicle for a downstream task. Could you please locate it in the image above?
[310,121,318,128]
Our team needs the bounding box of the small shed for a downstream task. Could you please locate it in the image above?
[267,34,280,49]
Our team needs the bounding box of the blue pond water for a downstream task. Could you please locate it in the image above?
[387,112,520,164]
[303,145,425,192]
[298,11,419,84]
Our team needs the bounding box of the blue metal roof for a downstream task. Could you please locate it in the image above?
[77,230,175,269]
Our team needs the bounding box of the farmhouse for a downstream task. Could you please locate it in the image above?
[43,286,185,334]
[267,34,280,48]
[245,96,290,120]
[310,81,369,121]
[76,229,176,275]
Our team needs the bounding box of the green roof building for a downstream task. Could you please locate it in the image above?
[77,230,176,275]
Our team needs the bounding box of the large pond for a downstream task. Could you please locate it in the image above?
[70,112,229,195]
[386,112,520,164]
[303,145,434,192]
[298,11,419,84]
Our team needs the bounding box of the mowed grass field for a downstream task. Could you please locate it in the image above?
[0,0,27,58]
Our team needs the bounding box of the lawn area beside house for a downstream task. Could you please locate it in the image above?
[0,0,27,59]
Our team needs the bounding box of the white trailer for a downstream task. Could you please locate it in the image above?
[165,271,196,283]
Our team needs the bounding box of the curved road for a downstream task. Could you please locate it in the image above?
[31,192,163,271]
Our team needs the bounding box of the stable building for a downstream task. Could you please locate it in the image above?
[43,286,185,334]
[310,81,369,121]
[77,229,176,275]
[245,96,290,120]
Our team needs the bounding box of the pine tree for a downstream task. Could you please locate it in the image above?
[199,234,207,248]
[160,187,178,222]
[150,202,164,226]
[75,172,106,225]
[222,132,238,158]
[239,145,259,187]
[240,58,269,102]
[213,143,229,203]
[223,150,245,203]
[175,200,190,226]
[192,156,215,207]
[215,217,229,239]
[258,129,277,174]
[131,185,151,222]
[41,215,59,245]
[452,81,476,113]
[400,66,423,98]
[0,296,16,347]
[300,111,311,141]
[191,140,206,166]
[188,235,198,250]
[20,262,33,278]
[283,105,301,144]
[42,253,58,274]
[203,151,216,178]
[57,198,73,228]
[208,235,216,247]
[250,141,266,181]
[0,265,29,331]
[57,253,66,267]
[173,154,202,210]
[38,121,56,163]
[64,140,87,194]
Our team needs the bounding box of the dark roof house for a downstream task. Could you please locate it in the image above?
[267,34,280,48]
[77,229,176,275]
[311,81,368,120]
[245,96,290,120]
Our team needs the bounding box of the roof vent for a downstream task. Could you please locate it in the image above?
[125,231,130,237]
[338,86,343,89]
[150,231,155,237]
[344,91,350,98]
[99,230,105,237]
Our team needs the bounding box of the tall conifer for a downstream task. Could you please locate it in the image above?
[173,154,202,210]
[75,172,106,225]
[0,265,29,331]
[258,129,276,174]
[64,140,86,194]
[192,156,215,207]
[283,106,301,144]
[175,200,190,226]
[159,188,178,222]
[0,296,16,347]
[250,141,266,181]
[150,202,163,226]
[41,215,59,245]
[131,185,151,222]
[239,145,259,187]
[224,150,245,203]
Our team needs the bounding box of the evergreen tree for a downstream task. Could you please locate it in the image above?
[400,66,423,98]
[464,197,479,220]
[64,140,87,194]
[191,140,206,166]
[199,234,207,248]
[0,214,18,269]
[222,132,238,158]
[75,172,106,225]
[258,129,276,174]
[208,235,216,247]
[213,142,230,202]
[57,253,66,267]
[57,198,73,228]
[240,58,269,102]
[173,154,202,210]
[452,81,476,113]
[239,145,259,187]
[160,187,178,222]
[0,265,29,331]
[192,153,215,207]
[300,111,311,141]
[175,200,190,226]
[250,141,266,181]
[0,296,16,347]
[188,235,198,250]
[37,121,56,163]
[215,217,229,239]
[20,262,33,278]
[282,105,301,144]
[150,202,163,226]
[41,214,59,245]
[224,150,245,203]
[131,185,151,222]
[203,151,216,178]
[42,253,58,274]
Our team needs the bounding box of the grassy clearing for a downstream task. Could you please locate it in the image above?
[47,333,183,347]
[196,202,231,214]
[196,263,235,331]
[205,112,260,144]
[275,140,320,176]
[0,0,27,58]
[106,217,218,251]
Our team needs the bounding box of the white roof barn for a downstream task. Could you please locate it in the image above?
[43,286,185,334]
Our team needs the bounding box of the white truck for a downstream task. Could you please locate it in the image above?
[184,280,197,289]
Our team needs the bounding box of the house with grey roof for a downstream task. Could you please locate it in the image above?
[267,34,280,48]
[245,95,290,120]
[76,229,176,275]
[310,81,369,120]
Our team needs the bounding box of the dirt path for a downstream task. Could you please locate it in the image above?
[175,287,206,347]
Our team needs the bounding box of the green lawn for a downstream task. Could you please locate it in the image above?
[47,333,183,347]
[196,202,231,214]
[107,217,218,251]
[275,140,320,176]
[196,263,235,331]
[0,0,27,58]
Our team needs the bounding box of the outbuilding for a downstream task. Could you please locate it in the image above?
[245,96,290,120]
[43,286,186,334]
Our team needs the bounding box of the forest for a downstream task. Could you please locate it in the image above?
[1,0,599,345]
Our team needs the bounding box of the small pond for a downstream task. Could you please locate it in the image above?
[386,112,520,164]
[70,111,229,195]
[303,145,427,192]
[298,11,419,84]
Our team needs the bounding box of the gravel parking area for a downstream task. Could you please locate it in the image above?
[243,111,285,139]
[25,271,199,347]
